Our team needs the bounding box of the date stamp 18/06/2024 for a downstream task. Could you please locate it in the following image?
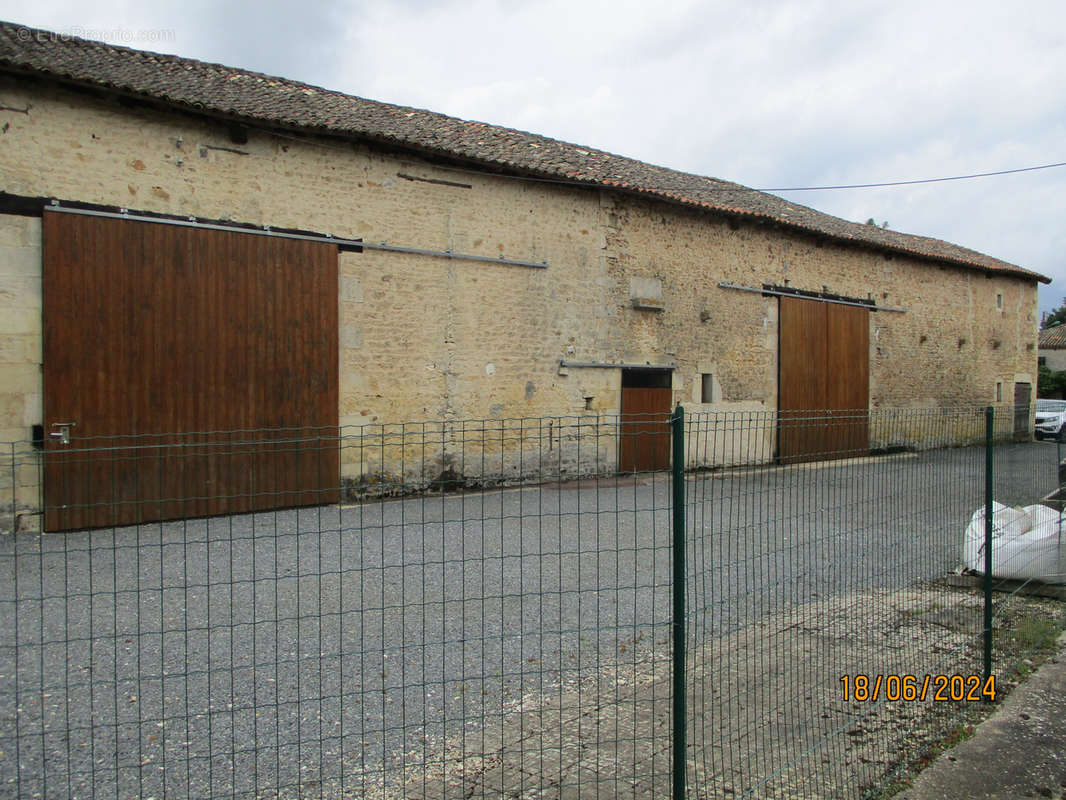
[840,674,996,703]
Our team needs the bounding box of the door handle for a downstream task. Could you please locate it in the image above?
[49,422,76,445]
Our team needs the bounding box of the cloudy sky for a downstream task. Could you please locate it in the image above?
[4,1,1065,315]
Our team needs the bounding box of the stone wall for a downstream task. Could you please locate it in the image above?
[0,78,1040,526]
[0,214,40,530]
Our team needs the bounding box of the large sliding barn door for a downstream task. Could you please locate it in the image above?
[778,296,869,462]
[43,210,339,531]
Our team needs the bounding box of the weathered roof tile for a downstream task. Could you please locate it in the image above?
[0,20,1048,283]
[1039,326,1066,349]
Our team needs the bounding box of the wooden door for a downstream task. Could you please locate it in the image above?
[43,210,339,531]
[778,297,869,462]
[778,297,828,461]
[619,369,672,472]
[825,302,870,456]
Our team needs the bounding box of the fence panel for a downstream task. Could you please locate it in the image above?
[0,416,676,798]
[682,406,1062,798]
[0,406,1061,798]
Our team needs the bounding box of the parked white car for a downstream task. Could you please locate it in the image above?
[1035,399,1066,440]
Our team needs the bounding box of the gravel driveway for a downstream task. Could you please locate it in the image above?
[0,440,1058,798]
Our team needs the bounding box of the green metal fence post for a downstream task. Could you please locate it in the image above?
[984,405,994,681]
[671,404,687,800]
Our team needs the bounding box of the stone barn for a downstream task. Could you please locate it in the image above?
[0,22,1047,530]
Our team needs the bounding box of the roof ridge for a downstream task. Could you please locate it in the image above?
[0,18,1049,284]
[0,22,709,175]
[9,22,349,96]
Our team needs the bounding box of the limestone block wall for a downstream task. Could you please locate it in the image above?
[595,194,1038,460]
[0,215,41,530]
[605,193,1038,408]
[0,215,41,444]
[0,77,1041,524]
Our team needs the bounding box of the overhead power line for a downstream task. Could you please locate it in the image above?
[760,160,1066,192]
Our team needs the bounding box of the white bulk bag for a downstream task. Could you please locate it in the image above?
[963,502,1066,584]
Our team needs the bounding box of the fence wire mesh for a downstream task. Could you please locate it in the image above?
[984,426,1066,733]
[2,417,676,799]
[0,405,1061,799]
[683,407,1062,798]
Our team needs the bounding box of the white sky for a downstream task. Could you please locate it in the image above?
[4,0,1065,315]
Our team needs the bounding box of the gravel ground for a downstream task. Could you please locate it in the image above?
[370,588,1065,799]
[0,440,1058,798]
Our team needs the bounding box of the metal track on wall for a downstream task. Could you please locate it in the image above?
[45,204,549,269]
[718,281,906,312]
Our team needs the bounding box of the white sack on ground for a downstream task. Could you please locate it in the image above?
[963,502,1066,584]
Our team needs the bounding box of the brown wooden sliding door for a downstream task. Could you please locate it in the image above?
[43,210,339,531]
[778,296,869,463]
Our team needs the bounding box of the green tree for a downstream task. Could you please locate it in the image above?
[1042,298,1066,329]
[1038,363,1066,398]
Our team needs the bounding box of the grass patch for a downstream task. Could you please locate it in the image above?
[1009,616,1062,651]
[874,596,1064,798]
[993,601,1065,683]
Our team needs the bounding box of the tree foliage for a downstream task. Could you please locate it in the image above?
[1038,363,1066,398]
[1042,298,1066,329]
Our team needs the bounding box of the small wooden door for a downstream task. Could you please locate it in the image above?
[778,297,870,462]
[43,210,340,531]
[619,369,672,472]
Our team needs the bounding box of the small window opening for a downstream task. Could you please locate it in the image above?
[584,396,594,410]
[701,374,714,403]
[996,293,1003,310]
[996,382,1003,403]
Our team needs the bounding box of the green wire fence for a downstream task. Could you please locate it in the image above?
[0,406,1061,798]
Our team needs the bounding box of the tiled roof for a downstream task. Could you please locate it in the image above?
[0,21,1049,284]
[1040,326,1066,349]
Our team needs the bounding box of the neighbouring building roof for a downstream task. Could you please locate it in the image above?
[1039,326,1066,349]
[0,20,1050,284]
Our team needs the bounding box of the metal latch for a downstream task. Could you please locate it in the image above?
[49,422,76,445]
